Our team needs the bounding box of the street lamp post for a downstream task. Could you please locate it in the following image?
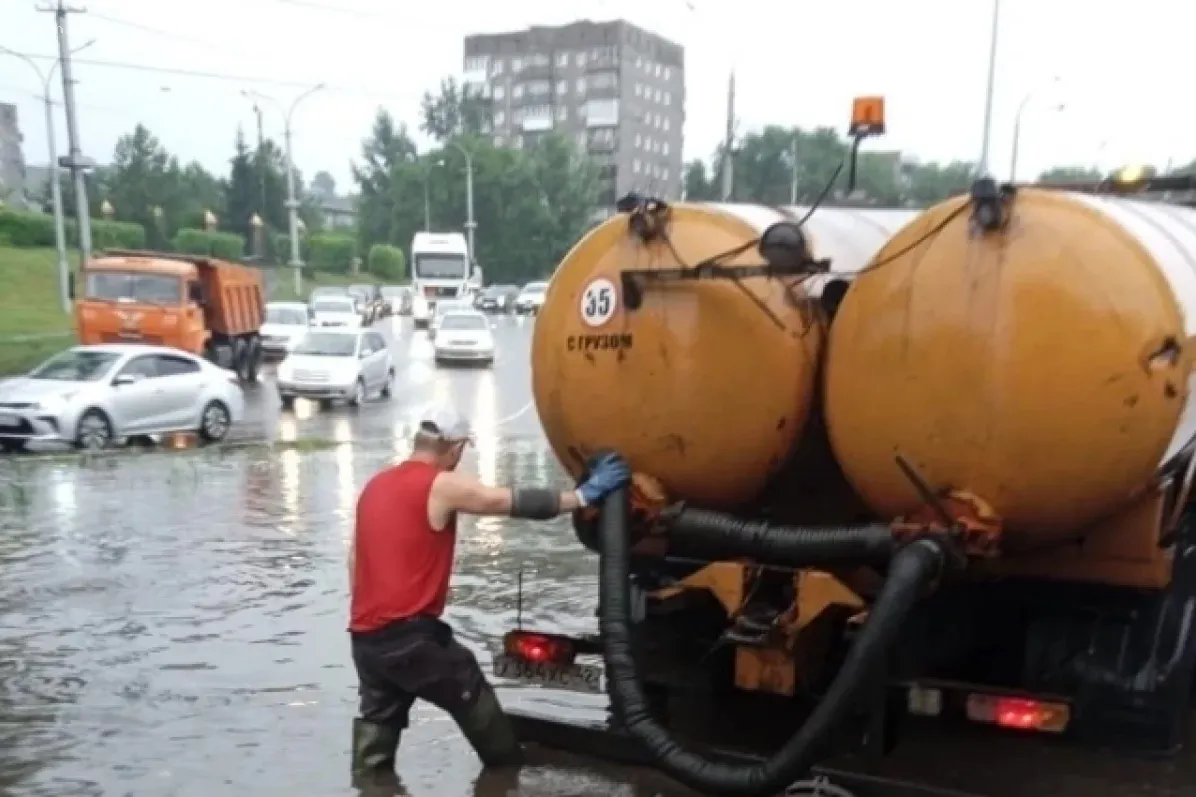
[241,84,325,297]
[977,0,1002,177]
[1010,78,1064,183]
[0,39,95,313]
[447,141,475,264]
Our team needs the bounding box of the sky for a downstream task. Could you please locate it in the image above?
[1,0,1190,195]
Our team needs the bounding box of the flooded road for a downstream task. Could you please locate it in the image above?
[0,316,695,797]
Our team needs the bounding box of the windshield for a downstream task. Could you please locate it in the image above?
[29,349,121,381]
[380,287,406,297]
[348,286,372,298]
[266,307,307,325]
[522,283,547,294]
[439,314,488,331]
[414,253,468,279]
[313,299,355,313]
[291,332,358,356]
[85,271,182,304]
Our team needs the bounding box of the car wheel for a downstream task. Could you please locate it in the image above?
[349,378,366,408]
[74,409,113,451]
[280,395,296,411]
[380,369,394,399]
[198,400,231,443]
[243,339,263,384]
[0,436,28,454]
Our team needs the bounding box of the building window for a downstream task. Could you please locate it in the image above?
[635,56,643,68]
[654,89,662,103]
[664,67,672,80]
[557,79,567,95]
[556,105,567,122]
[664,92,671,106]
[495,111,506,125]
[588,73,617,90]
[576,131,588,150]
[512,57,523,72]
[663,142,669,156]
[492,60,504,75]
[576,78,586,93]
[530,53,549,68]
[494,85,506,100]
[633,159,642,173]
[663,118,670,131]
[663,168,670,181]
[635,134,642,147]
[512,134,523,149]
[556,52,569,67]
[528,80,550,97]
[464,56,487,73]
[654,63,662,77]
[494,134,505,146]
[576,52,587,67]
[634,83,642,97]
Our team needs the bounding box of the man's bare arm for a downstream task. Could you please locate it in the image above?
[429,471,582,527]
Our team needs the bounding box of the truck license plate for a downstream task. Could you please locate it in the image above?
[0,413,18,427]
[492,654,602,694]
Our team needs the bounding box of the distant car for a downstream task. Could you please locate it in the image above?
[310,296,363,328]
[379,286,412,317]
[477,284,519,314]
[275,328,394,410]
[411,292,432,329]
[433,310,495,367]
[428,299,475,342]
[260,301,311,360]
[0,344,245,453]
[309,286,349,302]
[514,281,549,315]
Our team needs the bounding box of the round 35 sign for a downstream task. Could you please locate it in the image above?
[579,277,618,328]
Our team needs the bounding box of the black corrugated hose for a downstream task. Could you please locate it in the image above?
[598,488,946,797]
[666,506,894,567]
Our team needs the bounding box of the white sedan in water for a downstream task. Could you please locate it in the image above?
[260,301,311,358]
[310,296,364,328]
[433,310,495,366]
[276,328,394,409]
[0,344,245,453]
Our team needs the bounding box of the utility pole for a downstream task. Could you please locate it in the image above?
[789,134,799,204]
[720,71,735,202]
[251,103,267,226]
[977,0,1002,177]
[40,0,94,266]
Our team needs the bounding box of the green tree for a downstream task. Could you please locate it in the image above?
[419,77,491,143]
[351,109,418,249]
[683,160,717,201]
[103,125,178,245]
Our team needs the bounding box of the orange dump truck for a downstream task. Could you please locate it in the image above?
[72,249,266,382]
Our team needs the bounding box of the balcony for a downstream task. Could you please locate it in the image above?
[584,99,620,128]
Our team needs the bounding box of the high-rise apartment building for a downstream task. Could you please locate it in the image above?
[463,19,685,214]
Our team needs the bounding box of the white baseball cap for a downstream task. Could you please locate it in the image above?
[419,407,474,443]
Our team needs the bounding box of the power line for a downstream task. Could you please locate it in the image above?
[272,0,379,17]
[16,52,356,92]
[87,11,245,56]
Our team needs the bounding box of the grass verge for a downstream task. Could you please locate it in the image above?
[0,246,379,375]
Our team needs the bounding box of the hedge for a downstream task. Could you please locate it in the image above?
[308,234,357,273]
[171,227,245,260]
[367,243,405,280]
[0,208,145,249]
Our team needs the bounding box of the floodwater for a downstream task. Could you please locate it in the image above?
[0,437,691,797]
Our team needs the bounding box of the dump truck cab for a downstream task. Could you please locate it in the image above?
[73,250,266,383]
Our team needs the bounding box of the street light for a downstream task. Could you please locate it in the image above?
[1010,77,1065,182]
[241,83,325,296]
[0,38,96,314]
[409,153,445,232]
[446,140,475,264]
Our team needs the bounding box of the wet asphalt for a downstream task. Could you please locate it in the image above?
[0,315,702,797]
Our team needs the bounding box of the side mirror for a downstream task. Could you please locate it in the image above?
[68,272,76,300]
[112,373,140,386]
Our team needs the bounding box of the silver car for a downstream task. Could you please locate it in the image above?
[0,344,246,453]
[275,328,394,409]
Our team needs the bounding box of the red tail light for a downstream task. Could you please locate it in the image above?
[503,631,575,664]
[966,694,1069,734]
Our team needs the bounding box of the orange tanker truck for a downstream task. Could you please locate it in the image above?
[489,106,1196,796]
[72,250,267,383]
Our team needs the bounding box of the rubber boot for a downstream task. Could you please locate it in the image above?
[351,717,402,777]
[454,683,523,767]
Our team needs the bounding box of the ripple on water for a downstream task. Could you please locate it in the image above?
[0,440,686,797]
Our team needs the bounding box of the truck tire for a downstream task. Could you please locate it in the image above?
[243,338,262,384]
[232,339,249,383]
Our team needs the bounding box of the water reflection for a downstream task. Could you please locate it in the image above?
[47,467,77,534]
[335,417,355,546]
[281,447,301,527]
[471,369,502,549]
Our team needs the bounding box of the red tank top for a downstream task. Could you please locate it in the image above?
[349,460,458,633]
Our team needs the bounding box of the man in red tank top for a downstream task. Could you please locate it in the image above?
[349,407,630,780]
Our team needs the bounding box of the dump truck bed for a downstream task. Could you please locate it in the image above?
[507,708,1196,796]
[196,260,264,337]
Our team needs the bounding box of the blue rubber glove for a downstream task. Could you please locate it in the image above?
[576,452,631,507]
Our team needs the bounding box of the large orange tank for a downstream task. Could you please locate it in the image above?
[825,189,1196,548]
[532,203,916,508]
